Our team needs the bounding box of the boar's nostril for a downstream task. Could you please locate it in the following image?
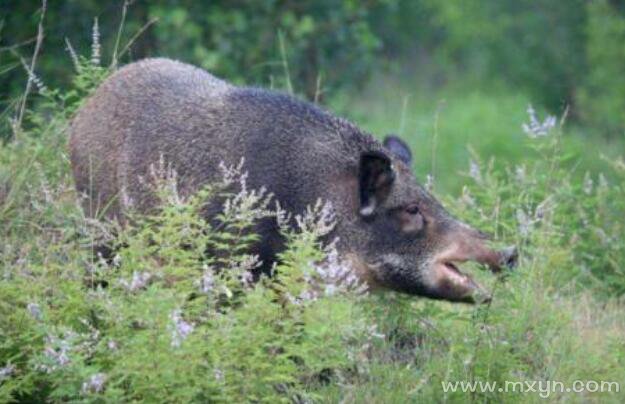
[499,245,518,269]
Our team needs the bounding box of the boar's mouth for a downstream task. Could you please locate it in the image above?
[352,243,517,304]
[431,260,492,304]
[425,242,517,304]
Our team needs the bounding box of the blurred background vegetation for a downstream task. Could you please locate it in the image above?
[1,0,624,191]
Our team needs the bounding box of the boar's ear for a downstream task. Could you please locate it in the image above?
[359,151,395,217]
[383,135,412,166]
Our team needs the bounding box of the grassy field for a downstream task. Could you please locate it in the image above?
[1,55,625,403]
[335,74,625,194]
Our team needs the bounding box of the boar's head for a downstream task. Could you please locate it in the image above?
[345,135,517,303]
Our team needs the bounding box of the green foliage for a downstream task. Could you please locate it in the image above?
[1,0,387,104]
[420,0,587,113]
[151,0,384,99]
[3,1,625,136]
[578,0,625,138]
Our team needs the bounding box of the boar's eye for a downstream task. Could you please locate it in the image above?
[399,204,425,233]
[405,204,420,215]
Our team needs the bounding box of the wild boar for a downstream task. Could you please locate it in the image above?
[69,58,516,303]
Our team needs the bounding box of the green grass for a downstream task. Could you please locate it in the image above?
[333,75,625,194]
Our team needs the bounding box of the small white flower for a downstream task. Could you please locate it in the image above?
[19,58,48,94]
[27,302,42,321]
[38,332,75,373]
[298,246,368,303]
[120,186,135,209]
[0,364,15,381]
[218,159,246,187]
[366,324,385,340]
[469,159,482,183]
[274,201,292,231]
[239,269,255,288]
[82,373,107,394]
[324,284,337,296]
[111,254,122,268]
[170,309,194,348]
[214,368,225,382]
[120,271,152,292]
[219,159,274,224]
[146,155,183,206]
[294,199,336,238]
[522,104,556,138]
[199,265,215,294]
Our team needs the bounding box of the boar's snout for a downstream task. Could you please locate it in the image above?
[425,226,518,303]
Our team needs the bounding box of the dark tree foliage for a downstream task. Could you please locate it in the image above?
[1,0,624,136]
[0,0,387,101]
